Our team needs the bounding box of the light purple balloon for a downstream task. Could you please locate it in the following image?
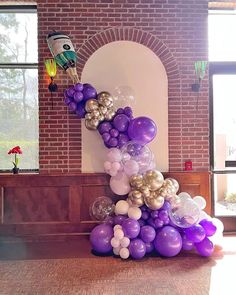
[90,224,113,254]
[128,116,157,145]
[181,233,194,251]
[129,238,146,259]
[76,102,86,118]
[102,132,111,143]
[122,218,140,239]
[109,128,119,138]
[158,210,168,222]
[195,237,214,257]
[107,137,118,148]
[140,225,156,243]
[154,226,182,257]
[74,91,84,103]
[113,114,130,132]
[199,219,217,237]
[68,101,77,112]
[154,218,163,228]
[83,86,97,101]
[74,83,84,92]
[98,121,113,134]
[185,224,206,243]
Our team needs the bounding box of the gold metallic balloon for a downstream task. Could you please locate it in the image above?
[104,109,115,121]
[143,170,164,191]
[85,119,96,130]
[97,92,113,108]
[98,114,105,121]
[128,190,144,207]
[91,109,100,119]
[130,174,144,189]
[85,113,93,120]
[144,195,164,210]
[85,99,99,112]
[90,118,100,128]
[140,185,151,198]
[99,105,108,115]
[166,178,179,193]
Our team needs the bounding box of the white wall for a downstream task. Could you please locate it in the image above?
[81,41,168,172]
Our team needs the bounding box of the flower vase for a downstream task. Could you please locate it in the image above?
[12,167,19,174]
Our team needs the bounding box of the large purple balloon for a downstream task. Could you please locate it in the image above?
[185,224,206,243]
[154,226,182,257]
[199,219,217,237]
[140,225,156,243]
[76,102,86,118]
[195,237,214,257]
[128,116,157,145]
[74,91,83,103]
[181,233,194,251]
[129,238,146,259]
[82,85,97,101]
[122,218,140,239]
[113,114,130,132]
[90,224,113,254]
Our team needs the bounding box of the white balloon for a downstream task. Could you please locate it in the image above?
[107,148,122,162]
[113,224,122,231]
[198,210,210,222]
[123,159,139,177]
[111,161,121,171]
[120,237,130,248]
[115,200,130,215]
[113,246,121,255]
[212,218,224,233]
[104,161,112,171]
[111,237,120,248]
[178,192,191,200]
[119,247,130,259]
[114,228,125,240]
[193,196,206,210]
[109,167,118,177]
[110,172,131,195]
[128,207,142,220]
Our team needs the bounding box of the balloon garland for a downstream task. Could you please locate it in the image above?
[47,32,223,260]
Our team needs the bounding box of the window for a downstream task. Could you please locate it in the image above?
[0,5,38,171]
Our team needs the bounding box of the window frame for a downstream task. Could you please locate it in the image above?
[0,5,39,173]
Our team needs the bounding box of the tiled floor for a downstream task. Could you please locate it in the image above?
[0,235,235,295]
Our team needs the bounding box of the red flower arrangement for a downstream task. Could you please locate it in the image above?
[8,146,23,169]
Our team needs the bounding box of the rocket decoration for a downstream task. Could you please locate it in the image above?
[47,31,79,84]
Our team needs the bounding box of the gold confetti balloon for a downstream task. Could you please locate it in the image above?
[143,170,164,191]
[85,99,99,112]
[128,190,144,207]
[130,174,144,189]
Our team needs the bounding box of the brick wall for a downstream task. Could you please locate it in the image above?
[35,0,210,173]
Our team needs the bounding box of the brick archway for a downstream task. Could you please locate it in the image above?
[77,27,182,171]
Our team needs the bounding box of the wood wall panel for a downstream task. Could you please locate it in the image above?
[0,172,211,241]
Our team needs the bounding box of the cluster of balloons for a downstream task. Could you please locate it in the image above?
[90,194,224,259]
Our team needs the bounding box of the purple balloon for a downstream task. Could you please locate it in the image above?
[147,217,157,229]
[90,224,113,254]
[67,86,75,97]
[185,224,206,243]
[74,91,84,103]
[158,210,168,222]
[145,242,154,254]
[107,137,118,148]
[151,210,159,219]
[102,132,111,143]
[98,121,113,134]
[142,211,149,220]
[117,108,124,114]
[128,116,157,145]
[181,233,194,251]
[109,128,119,138]
[129,238,146,259]
[118,133,130,148]
[162,201,171,211]
[154,218,164,228]
[122,218,140,239]
[74,83,84,92]
[114,215,126,225]
[68,101,77,112]
[113,114,130,132]
[76,102,86,118]
[154,226,182,257]
[138,219,146,227]
[140,225,156,243]
[199,219,217,237]
[195,237,214,257]
[83,86,97,101]
[64,96,72,105]
[124,106,133,118]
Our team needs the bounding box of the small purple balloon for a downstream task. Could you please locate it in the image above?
[74,82,84,92]
[64,96,72,105]
[68,101,77,112]
[140,225,156,243]
[76,102,86,118]
[109,128,119,138]
[83,86,97,101]
[181,233,194,251]
[67,86,75,97]
[199,219,217,237]
[117,108,124,114]
[195,237,214,257]
[158,210,168,222]
[98,121,113,134]
[122,218,140,239]
[129,238,146,259]
[124,106,133,118]
[151,210,159,219]
[102,132,111,143]
[128,116,157,145]
[74,91,84,103]
[154,226,182,257]
[90,224,113,254]
[113,114,130,132]
[185,224,206,243]
[142,211,149,220]
[107,137,118,148]
[162,201,171,211]
[114,215,126,225]
[147,217,157,229]
[145,242,154,254]
[118,133,130,148]
[138,219,146,227]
